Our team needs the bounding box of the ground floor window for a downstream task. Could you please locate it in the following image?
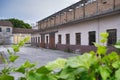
[58,35,61,44]
[107,29,117,46]
[46,36,48,44]
[66,34,70,45]
[76,33,81,45]
[89,31,96,45]
[38,37,40,43]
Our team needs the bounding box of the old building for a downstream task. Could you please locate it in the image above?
[0,20,13,45]
[32,0,120,53]
[12,28,34,44]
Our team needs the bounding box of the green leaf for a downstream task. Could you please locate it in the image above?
[100,32,109,38]
[99,66,110,80]
[12,45,20,53]
[23,37,30,43]
[114,45,120,49]
[9,55,19,62]
[108,52,119,61]
[46,58,67,70]
[18,77,26,80]
[115,68,120,80]
[27,71,48,80]
[23,61,36,68]
[112,61,120,69]
[67,53,97,69]
[36,66,51,74]
[97,46,107,55]
[0,75,14,80]
[18,41,25,47]
[100,38,107,43]
[15,66,26,74]
[93,43,100,47]
[7,49,12,55]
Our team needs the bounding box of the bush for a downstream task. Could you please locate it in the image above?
[0,33,120,80]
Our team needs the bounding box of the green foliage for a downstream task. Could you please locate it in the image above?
[0,33,120,80]
[0,37,30,80]
[8,18,32,29]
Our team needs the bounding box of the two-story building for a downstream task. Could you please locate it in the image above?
[0,20,13,45]
[32,0,120,53]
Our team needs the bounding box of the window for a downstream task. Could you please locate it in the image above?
[66,34,70,44]
[107,29,117,46]
[58,35,61,44]
[6,28,10,32]
[89,31,96,45]
[46,36,48,44]
[0,28,2,32]
[38,37,40,43]
[76,33,81,45]
[36,37,37,43]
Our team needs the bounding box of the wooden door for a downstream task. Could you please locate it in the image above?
[49,33,55,49]
[41,34,45,48]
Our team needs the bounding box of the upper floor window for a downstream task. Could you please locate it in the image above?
[107,29,117,46]
[6,28,10,32]
[0,28,2,32]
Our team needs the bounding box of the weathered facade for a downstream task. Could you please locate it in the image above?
[32,0,120,53]
[12,28,34,44]
[0,20,13,45]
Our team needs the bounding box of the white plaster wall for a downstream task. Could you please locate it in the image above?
[0,26,12,44]
[99,14,120,41]
[55,14,120,45]
[56,20,99,45]
[31,33,41,43]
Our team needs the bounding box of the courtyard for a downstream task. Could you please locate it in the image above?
[0,46,78,69]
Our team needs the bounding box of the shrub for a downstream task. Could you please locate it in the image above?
[0,33,120,80]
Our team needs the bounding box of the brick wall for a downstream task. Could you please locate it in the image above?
[61,12,67,24]
[115,0,120,9]
[66,10,74,22]
[75,7,84,20]
[85,2,97,17]
[55,15,60,25]
[98,0,113,13]
[56,44,117,54]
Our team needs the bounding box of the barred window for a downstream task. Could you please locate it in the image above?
[76,33,81,45]
[66,34,70,44]
[107,29,117,46]
[58,35,61,44]
[89,31,96,45]
[46,36,48,44]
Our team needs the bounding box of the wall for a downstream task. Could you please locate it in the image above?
[0,26,12,44]
[13,33,31,44]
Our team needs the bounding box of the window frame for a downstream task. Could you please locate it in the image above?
[6,28,10,32]
[89,31,96,45]
[107,29,117,46]
[66,34,70,45]
[76,33,81,45]
[58,34,62,44]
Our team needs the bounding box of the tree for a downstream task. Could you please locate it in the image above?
[8,18,32,29]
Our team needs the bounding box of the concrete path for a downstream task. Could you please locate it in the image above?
[0,46,78,80]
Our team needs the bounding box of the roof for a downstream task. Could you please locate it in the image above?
[13,28,35,34]
[0,20,13,27]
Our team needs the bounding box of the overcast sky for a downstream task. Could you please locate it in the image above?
[0,0,80,25]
